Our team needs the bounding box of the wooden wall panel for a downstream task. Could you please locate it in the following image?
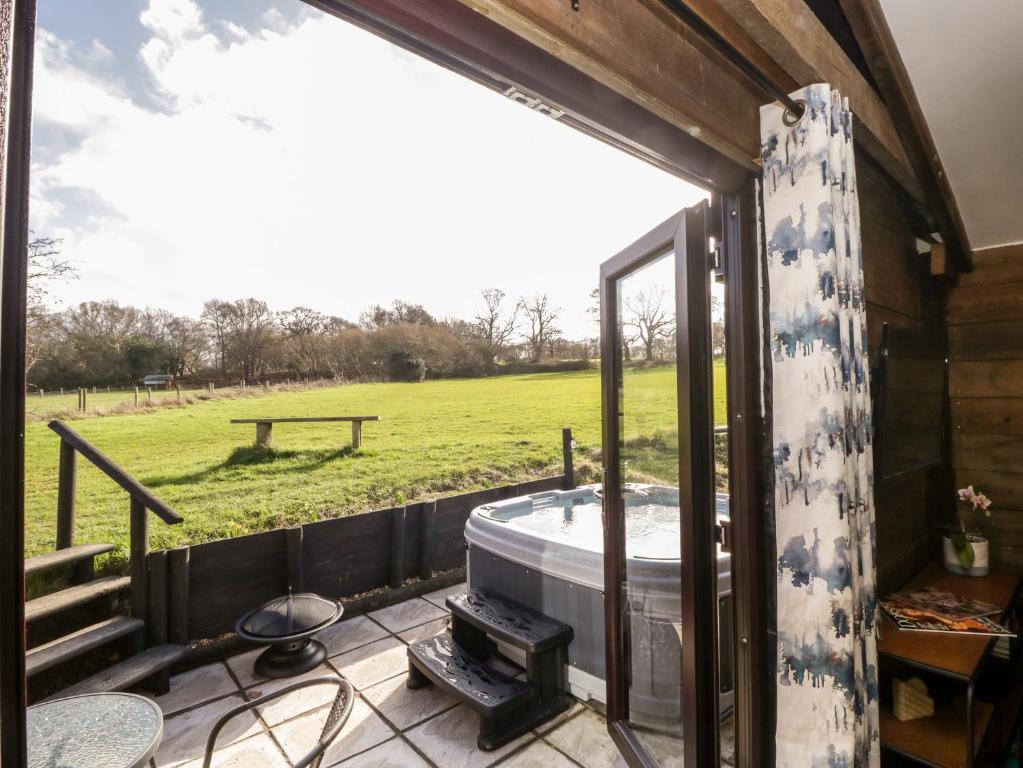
[856,160,950,590]
[949,244,1023,572]
[950,321,1023,361]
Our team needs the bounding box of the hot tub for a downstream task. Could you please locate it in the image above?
[464,483,733,726]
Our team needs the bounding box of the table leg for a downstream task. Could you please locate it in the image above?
[256,422,272,447]
[352,421,362,450]
[966,678,975,768]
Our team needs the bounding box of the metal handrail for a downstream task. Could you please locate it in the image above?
[48,420,182,525]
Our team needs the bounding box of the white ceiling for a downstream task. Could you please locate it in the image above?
[879,0,1023,250]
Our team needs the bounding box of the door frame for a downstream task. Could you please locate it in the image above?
[0,2,770,766]
[599,202,720,767]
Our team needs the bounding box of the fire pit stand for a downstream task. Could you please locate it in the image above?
[236,592,344,678]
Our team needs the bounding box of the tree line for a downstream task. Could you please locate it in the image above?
[26,237,722,390]
[28,285,592,390]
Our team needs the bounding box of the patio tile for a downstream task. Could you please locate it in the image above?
[396,616,449,645]
[543,709,626,768]
[272,696,394,766]
[421,582,467,608]
[330,636,408,690]
[321,614,390,657]
[155,694,263,767]
[633,730,683,768]
[502,740,580,768]
[369,597,447,632]
[405,704,534,768]
[178,733,288,768]
[243,664,339,726]
[224,646,269,689]
[154,661,239,717]
[362,670,457,730]
[331,736,432,767]
[532,700,584,735]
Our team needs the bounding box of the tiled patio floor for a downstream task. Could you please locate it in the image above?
[144,585,734,767]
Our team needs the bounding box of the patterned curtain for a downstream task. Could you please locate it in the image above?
[759,83,879,768]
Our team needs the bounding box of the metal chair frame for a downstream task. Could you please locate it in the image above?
[202,674,354,768]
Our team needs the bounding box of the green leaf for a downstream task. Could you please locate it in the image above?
[951,530,975,569]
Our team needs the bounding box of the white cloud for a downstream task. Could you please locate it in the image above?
[31,0,705,337]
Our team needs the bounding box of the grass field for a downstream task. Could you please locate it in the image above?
[25,364,727,568]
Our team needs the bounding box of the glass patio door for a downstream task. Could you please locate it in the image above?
[600,203,719,767]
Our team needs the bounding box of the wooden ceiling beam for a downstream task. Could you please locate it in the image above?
[709,0,921,200]
[457,0,923,207]
[456,0,766,171]
[837,0,973,272]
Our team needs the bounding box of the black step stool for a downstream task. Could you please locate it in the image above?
[407,589,573,750]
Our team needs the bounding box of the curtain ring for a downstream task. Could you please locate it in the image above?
[782,99,807,127]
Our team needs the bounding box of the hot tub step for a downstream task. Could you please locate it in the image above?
[407,633,569,751]
[407,634,529,715]
[447,589,573,653]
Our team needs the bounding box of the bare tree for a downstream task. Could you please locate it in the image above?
[278,307,329,375]
[225,298,276,381]
[625,288,673,361]
[472,288,518,369]
[520,293,561,362]
[360,300,435,329]
[711,294,726,356]
[26,237,77,374]
[201,300,234,373]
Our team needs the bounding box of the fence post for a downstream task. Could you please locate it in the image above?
[148,550,168,647]
[147,549,171,694]
[56,439,77,551]
[175,384,181,402]
[562,427,575,489]
[419,500,436,581]
[130,498,149,625]
[134,388,139,407]
[168,546,190,645]
[390,506,407,589]
[38,389,43,398]
[285,526,304,593]
[147,386,152,402]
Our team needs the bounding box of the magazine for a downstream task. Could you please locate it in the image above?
[882,586,1001,621]
[882,603,1016,636]
[881,587,1016,636]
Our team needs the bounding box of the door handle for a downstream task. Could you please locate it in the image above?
[715,519,732,554]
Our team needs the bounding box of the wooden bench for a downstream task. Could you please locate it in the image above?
[230,416,380,449]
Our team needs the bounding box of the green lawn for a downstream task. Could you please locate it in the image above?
[25,364,727,569]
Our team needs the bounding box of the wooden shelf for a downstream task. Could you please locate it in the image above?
[880,699,994,768]
[878,563,1020,678]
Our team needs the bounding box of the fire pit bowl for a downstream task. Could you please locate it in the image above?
[236,592,343,678]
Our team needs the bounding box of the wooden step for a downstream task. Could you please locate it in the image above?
[26,576,131,622]
[46,644,188,700]
[407,634,530,717]
[447,590,573,653]
[25,543,116,577]
[27,616,144,676]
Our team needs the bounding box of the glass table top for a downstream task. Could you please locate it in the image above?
[27,692,163,768]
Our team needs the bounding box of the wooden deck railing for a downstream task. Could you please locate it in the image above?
[48,420,184,626]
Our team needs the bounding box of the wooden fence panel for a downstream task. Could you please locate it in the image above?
[165,474,571,640]
[301,508,392,598]
[188,529,288,638]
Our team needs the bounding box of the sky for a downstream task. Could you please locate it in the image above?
[31,0,707,339]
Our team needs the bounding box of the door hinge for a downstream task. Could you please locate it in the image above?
[715,519,732,554]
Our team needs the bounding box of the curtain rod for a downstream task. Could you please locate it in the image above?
[660,0,806,120]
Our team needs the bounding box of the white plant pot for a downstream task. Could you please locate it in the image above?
[942,535,990,577]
